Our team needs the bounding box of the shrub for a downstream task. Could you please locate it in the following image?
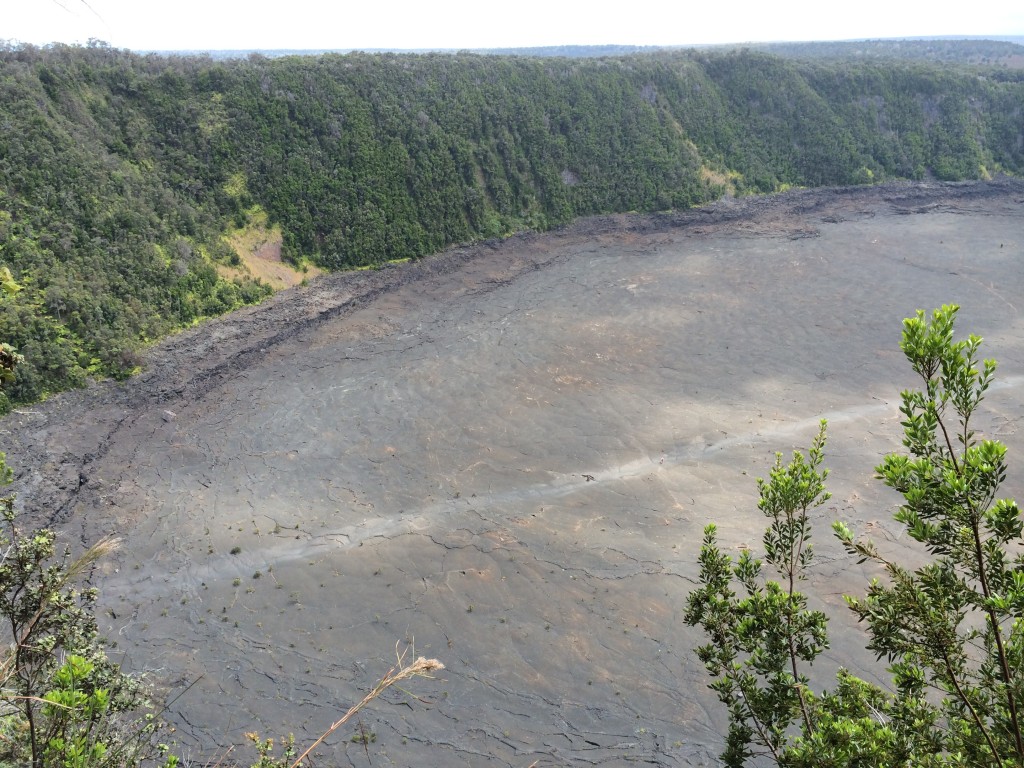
[686,304,1024,767]
[0,455,175,767]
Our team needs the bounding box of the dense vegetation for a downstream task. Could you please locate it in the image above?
[1,41,1022,405]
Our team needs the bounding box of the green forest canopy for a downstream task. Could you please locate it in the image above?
[0,41,1022,406]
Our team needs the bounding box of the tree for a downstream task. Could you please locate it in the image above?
[0,268,23,387]
[686,304,1024,767]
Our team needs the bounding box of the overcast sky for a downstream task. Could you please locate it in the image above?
[3,0,1023,51]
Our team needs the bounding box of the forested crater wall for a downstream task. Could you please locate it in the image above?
[1,43,1022,402]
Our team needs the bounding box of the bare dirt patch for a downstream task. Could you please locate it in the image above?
[222,211,322,289]
[3,180,1024,766]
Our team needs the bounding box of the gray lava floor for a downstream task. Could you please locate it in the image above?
[4,181,1024,766]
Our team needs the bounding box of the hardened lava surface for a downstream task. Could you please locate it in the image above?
[4,180,1024,766]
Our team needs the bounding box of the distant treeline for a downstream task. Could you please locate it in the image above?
[744,38,1024,67]
[0,42,1022,405]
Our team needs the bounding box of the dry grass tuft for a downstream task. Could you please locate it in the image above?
[286,644,443,767]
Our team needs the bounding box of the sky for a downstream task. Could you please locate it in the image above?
[2,0,1023,52]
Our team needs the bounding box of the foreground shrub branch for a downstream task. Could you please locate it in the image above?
[687,304,1024,767]
[282,647,443,768]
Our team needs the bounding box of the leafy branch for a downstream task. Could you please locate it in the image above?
[688,304,1024,767]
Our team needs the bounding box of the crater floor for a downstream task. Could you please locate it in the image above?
[4,180,1024,767]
